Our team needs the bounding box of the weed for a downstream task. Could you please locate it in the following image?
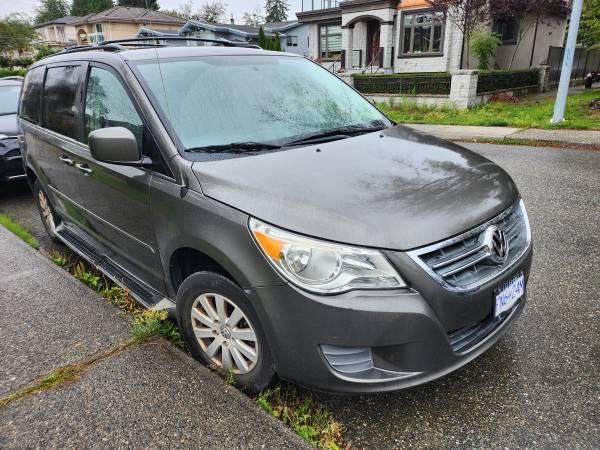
[0,214,39,249]
[223,370,235,386]
[130,309,184,347]
[73,262,101,291]
[256,385,348,449]
[50,250,67,267]
[102,286,137,312]
[0,339,137,408]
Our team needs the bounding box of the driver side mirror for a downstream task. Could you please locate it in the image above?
[88,127,142,164]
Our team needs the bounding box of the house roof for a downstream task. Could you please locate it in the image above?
[71,6,186,26]
[180,20,301,39]
[35,16,80,28]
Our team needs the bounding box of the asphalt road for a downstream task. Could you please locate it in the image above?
[1,143,598,448]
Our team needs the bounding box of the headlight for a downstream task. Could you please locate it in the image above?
[249,218,406,294]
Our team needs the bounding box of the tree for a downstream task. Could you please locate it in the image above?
[243,6,264,26]
[265,0,289,23]
[198,1,227,23]
[258,26,267,48]
[578,0,600,48]
[469,29,502,69]
[35,45,61,61]
[489,0,570,68]
[427,0,490,68]
[71,0,114,16]
[162,2,202,20]
[34,0,70,24]
[0,14,38,54]
[117,0,160,10]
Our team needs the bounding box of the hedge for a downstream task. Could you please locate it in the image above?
[476,69,539,94]
[353,73,452,95]
[0,68,26,78]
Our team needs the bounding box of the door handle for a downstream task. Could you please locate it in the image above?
[76,163,93,175]
[59,155,74,166]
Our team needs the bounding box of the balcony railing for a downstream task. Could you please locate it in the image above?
[302,0,339,11]
[88,32,105,44]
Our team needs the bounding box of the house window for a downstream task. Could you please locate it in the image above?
[286,35,298,47]
[493,18,518,44]
[319,24,342,60]
[401,11,445,56]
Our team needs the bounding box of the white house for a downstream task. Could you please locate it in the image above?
[296,0,567,73]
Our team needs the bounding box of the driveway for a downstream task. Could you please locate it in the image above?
[1,143,598,448]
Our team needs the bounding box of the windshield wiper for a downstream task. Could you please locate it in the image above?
[185,142,281,154]
[283,124,387,147]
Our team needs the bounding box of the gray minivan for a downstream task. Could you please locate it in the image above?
[19,39,532,394]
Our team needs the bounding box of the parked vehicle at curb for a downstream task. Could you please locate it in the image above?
[19,39,532,394]
[0,76,25,183]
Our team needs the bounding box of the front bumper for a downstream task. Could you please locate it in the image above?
[0,138,25,182]
[249,243,532,394]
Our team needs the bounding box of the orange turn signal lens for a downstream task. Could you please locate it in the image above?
[254,230,284,261]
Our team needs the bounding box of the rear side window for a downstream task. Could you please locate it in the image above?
[43,66,81,139]
[19,67,45,124]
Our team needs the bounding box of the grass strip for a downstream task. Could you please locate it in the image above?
[0,214,39,249]
[457,137,600,151]
[378,88,600,130]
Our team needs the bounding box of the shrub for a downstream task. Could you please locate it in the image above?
[470,29,502,70]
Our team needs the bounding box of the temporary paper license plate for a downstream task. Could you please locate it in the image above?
[494,272,525,318]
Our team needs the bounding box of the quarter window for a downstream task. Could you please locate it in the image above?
[84,67,143,151]
[43,66,81,139]
[320,24,342,59]
[19,66,45,124]
[401,11,445,56]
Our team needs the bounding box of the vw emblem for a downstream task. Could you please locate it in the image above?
[483,225,509,264]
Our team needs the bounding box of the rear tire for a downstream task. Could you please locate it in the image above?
[33,180,62,245]
[176,271,275,394]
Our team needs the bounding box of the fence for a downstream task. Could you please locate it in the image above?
[547,46,600,83]
[352,73,452,95]
[476,69,539,94]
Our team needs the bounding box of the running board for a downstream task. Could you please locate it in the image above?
[55,224,174,313]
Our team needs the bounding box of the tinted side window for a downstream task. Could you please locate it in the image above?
[43,66,81,139]
[84,67,143,149]
[19,66,45,124]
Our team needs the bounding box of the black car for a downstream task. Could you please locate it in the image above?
[19,40,532,394]
[0,76,25,183]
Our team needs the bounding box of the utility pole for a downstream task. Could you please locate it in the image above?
[550,0,584,124]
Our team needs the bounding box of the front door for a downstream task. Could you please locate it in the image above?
[65,63,167,292]
[366,22,381,66]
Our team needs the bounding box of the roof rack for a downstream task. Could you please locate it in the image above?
[56,37,260,57]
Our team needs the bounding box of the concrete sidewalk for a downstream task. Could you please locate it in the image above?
[405,124,600,147]
[0,226,309,449]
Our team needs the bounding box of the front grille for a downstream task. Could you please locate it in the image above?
[408,201,531,291]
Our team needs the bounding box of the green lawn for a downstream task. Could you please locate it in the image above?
[379,89,600,130]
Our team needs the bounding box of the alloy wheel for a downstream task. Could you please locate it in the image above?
[38,189,56,233]
[191,293,259,374]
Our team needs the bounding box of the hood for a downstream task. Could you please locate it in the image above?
[192,125,519,250]
[0,114,18,136]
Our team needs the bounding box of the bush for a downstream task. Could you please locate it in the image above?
[35,45,60,61]
[470,29,502,70]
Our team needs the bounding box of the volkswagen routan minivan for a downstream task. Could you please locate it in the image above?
[19,39,532,394]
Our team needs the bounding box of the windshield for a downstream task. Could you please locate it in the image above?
[134,55,391,154]
[0,84,21,115]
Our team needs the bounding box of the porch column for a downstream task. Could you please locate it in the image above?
[342,26,354,71]
[380,21,395,72]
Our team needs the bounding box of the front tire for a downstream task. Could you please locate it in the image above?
[176,272,275,394]
[33,180,62,244]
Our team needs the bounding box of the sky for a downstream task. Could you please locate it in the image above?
[0,0,304,23]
